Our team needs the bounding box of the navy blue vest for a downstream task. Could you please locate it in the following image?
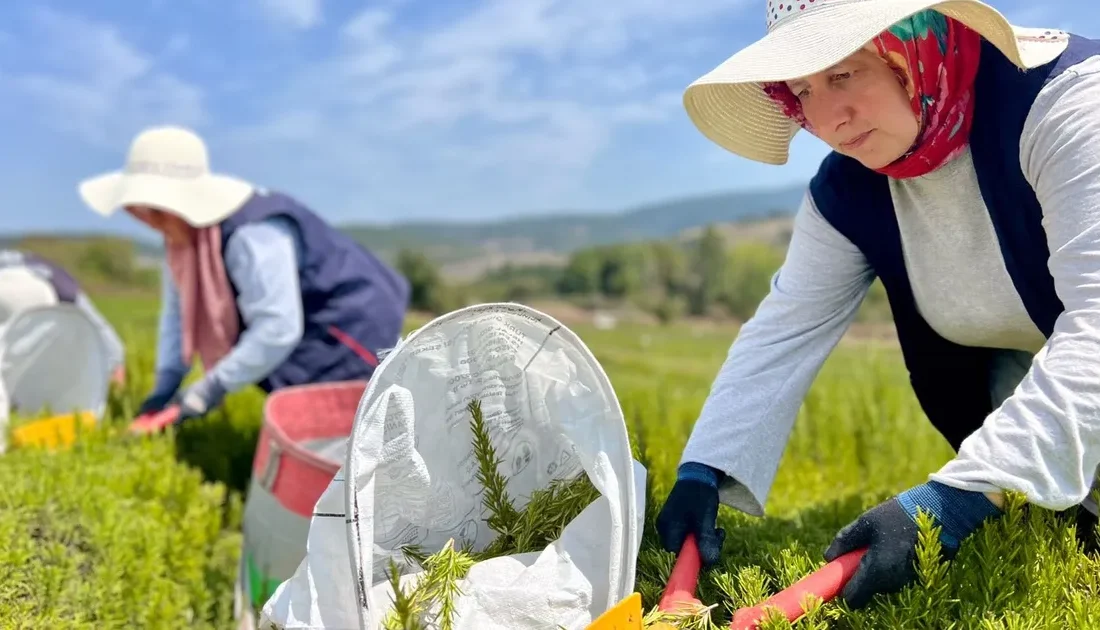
[0,249,80,303]
[219,190,411,392]
[809,34,1100,450]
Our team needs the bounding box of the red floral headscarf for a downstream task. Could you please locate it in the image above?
[762,10,983,179]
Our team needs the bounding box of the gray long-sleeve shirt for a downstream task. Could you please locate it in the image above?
[681,53,1100,518]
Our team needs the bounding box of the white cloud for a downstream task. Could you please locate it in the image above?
[422,0,747,61]
[32,7,151,87]
[160,34,191,60]
[1,0,753,222]
[228,0,752,218]
[340,8,391,41]
[5,7,206,148]
[256,0,323,30]
[609,91,682,123]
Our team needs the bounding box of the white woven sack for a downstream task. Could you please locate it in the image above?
[0,304,110,454]
[260,302,645,629]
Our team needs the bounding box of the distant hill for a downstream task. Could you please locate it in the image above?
[0,233,163,294]
[0,233,162,260]
[0,184,806,282]
[341,185,805,265]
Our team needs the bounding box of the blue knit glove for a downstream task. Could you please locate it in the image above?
[175,374,228,424]
[656,462,727,567]
[824,480,1003,609]
[136,367,187,415]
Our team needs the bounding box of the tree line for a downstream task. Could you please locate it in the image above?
[9,225,892,326]
[395,225,893,325]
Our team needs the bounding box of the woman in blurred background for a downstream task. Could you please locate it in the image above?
[77,125,410,425]
[0,248,125,385]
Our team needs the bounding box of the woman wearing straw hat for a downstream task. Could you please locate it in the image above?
[656,0,1100,610]
[0,248,126,385]
[77,125,411,426]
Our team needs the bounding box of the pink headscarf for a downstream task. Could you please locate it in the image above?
[165,225,240,370]
[761,10,983,179]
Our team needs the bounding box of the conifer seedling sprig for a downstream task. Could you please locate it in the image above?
[383,398,603,628]
[468,399,520,547]
[383,557,427,630]
[384,540,477,630]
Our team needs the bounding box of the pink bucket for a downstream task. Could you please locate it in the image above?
[236,380,368,627]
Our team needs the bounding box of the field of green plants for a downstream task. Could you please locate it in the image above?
[2,294,1099,629]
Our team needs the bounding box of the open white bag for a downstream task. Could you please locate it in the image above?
[260,303,646,630]
[0,304,111,454]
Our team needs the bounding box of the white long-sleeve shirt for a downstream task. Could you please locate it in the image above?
[680,53,1100,519]
[154,216,305,393]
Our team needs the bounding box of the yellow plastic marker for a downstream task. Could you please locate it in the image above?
[587,592,643,630]
[586,535,704,630]
[10,411,96,450]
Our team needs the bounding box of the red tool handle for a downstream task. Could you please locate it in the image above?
[129,405,181,435]
[728,547,867,629]
[657,533,703,613]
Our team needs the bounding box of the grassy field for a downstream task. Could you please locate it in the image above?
[2,294,1099,629]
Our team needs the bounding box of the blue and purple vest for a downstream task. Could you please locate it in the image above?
[219,190,411,392]
[808,33,1100,450]
[0,249,80,303]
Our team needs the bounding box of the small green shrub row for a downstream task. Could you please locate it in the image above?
[3,300,1100,628]
[0,424,243,629]
[622,350,1100,628]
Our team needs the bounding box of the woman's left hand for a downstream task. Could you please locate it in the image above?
[824,480,1004,610]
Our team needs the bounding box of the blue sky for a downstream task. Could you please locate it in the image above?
[0,0,1080,239]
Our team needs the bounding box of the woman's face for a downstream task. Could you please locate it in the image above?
[785,47,920,169]
[124,205,194,246]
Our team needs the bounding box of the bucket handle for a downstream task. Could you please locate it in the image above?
[259,440,283,491]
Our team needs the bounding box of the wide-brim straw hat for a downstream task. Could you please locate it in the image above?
[684,0,1071,165]
[78,125,254,228]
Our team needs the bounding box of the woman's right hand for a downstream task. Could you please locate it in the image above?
[136,368,186,416]
[655,462,727,568]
